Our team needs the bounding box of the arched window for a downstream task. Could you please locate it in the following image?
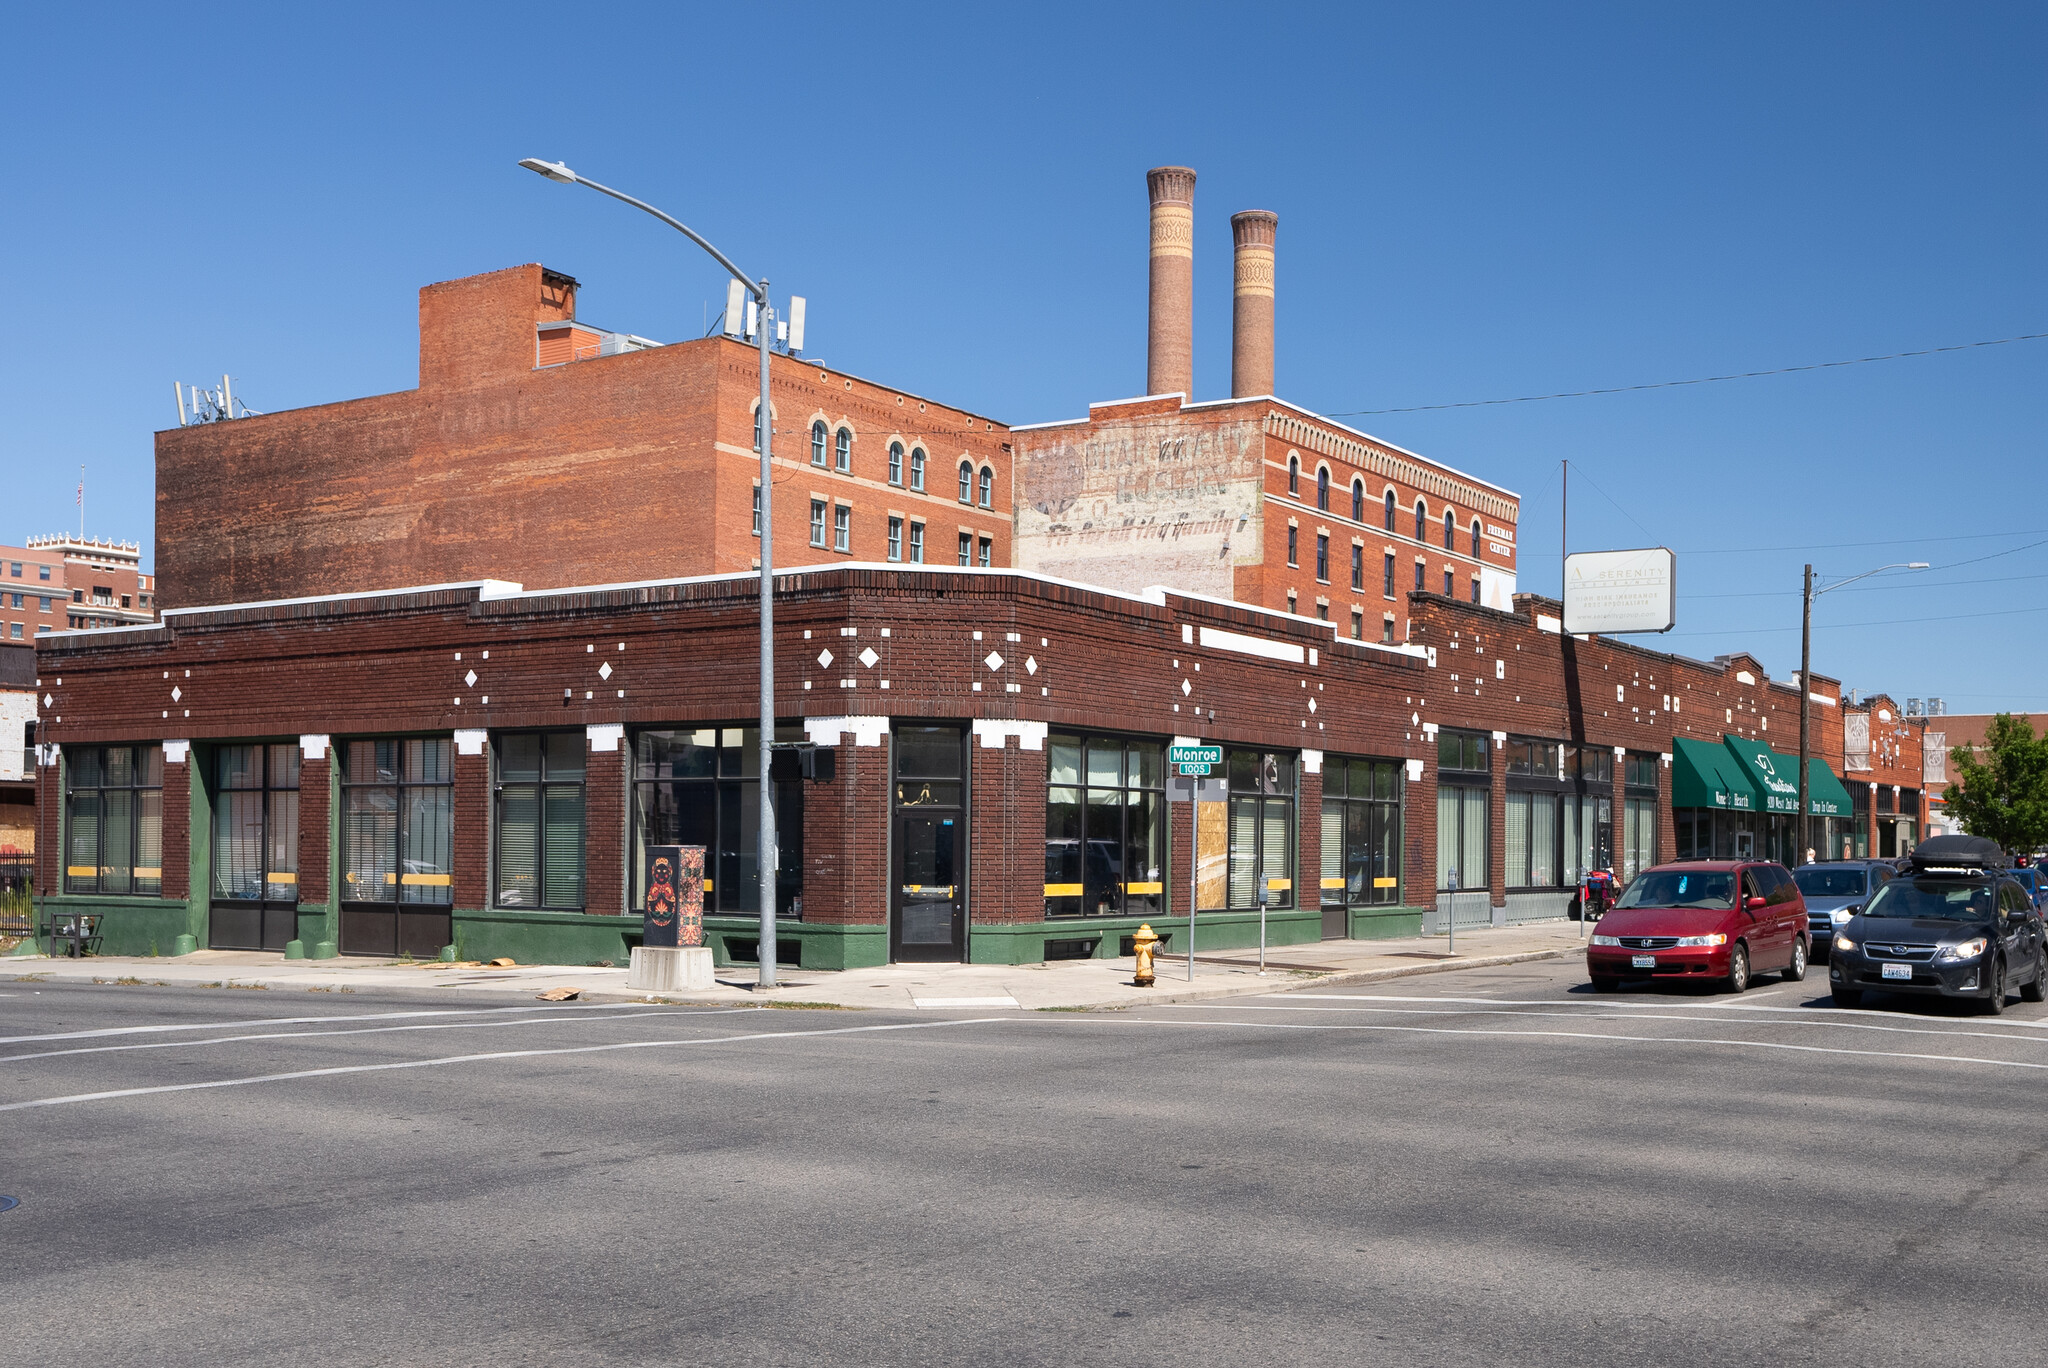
[811,421,828,467]
[889,442,904,486]
[959,460,974,503]
[979,466,994,509]
[1414,500,1426,541]
[1444,509,1455,548]
[1316,467,1329,512]
[910,447,926,491]
[1351,479,1364,522]
[1287,455,1299,495]
[1471,518,1483,557]
[835,428,852,473]
[1384,489,1396,531]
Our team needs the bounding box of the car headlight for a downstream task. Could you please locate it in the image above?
[1834,935,1856,952]
[1674,933,1728,947]
[1831,908,1855,925]
[1591,934,1621,946]
[1937,937,1988,962]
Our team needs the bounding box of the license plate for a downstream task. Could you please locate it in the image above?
[1631,955,1656,969]
[1881,962,1913,981]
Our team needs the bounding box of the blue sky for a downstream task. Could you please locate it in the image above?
[2,2,2042,707]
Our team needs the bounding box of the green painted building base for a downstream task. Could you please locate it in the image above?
[34,895,203,958]
[449,909,643,966]
[969,907,1325,965]
[702,918,889,972]
[1350,905,1426,939]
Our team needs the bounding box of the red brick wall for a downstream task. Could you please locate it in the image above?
[1299,766,1324,914]
[297,750,329,908]
[155,266,1013,611]
[584,741,624,916]
[453,749,489,912]
[969,735,1045,926]
[161,756,190,901]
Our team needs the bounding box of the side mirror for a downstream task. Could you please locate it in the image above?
[1744,896,1767,912]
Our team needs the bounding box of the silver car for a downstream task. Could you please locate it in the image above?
[1795,861,1895,958]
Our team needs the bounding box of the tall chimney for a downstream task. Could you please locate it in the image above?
[1230,211,1277,398]
[1146,166,1197,397]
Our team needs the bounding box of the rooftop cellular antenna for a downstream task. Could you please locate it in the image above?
[175,376,262,425]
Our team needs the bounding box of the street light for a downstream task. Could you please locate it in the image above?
[1798,560,1930,861]
[521,157,783,989]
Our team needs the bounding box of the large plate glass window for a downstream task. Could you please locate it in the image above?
[1320,758,1403,924]
[63,745,162,895]
[631,726,806,917]
[339,738,454,956]
[1205,749,1293,910]
[1621,751,1659,879]
[494,733,585,910]
[209,744,299,950]
[1436,730,1489,892]
[1043,733,1165,919]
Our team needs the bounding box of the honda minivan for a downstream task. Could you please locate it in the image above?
[1587,860,1809,993]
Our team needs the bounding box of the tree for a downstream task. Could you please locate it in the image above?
[1946,713,2048,853]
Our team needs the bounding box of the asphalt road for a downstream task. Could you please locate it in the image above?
[3,958,2046,1367]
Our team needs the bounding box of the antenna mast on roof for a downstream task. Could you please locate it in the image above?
[174,375,262,425]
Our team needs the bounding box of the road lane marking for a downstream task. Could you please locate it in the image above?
[0,1000,663,1048]
[0,1008,764,1066]
[1279,992,2048,1028]
[0,1017,1011,1113]
[913,997,1022,1008]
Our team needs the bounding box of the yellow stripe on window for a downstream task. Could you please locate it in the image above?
[1373,877,1398,888]
[703,879,712,891]
[266,872,297,884]
[1321,877,1347,889]
[133,867,162,879]
[1265,877,1292,891]
[1043,883,1083,897]
[1123,882,1163,895]
[399,872,452,887]
[67,866,96,878]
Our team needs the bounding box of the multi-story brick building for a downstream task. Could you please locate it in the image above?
[1011,168,1519,644]
[1840,694,1931,857]
[1,643,33,855]
[153,264,1013,609]
[1,536,156,641]
[1917,710,2048,840]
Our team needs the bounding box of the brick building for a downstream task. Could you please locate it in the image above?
[1916,710,2048,839]
[1,643,33,855]
[1,536,156,640]
[31,565,1857,967]
[153,265,1014,609]
[1012,168,1519,644]
[1840,694,1932,857]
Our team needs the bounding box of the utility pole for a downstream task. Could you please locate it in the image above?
[1798,563,1813,862]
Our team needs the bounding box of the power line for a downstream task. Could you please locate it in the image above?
[1663,603,2048,637]
[1328,330,2048,416]
[1684,569,2048,601]
[1677,527,2048,556]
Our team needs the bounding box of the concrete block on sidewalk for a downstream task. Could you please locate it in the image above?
[628,945,714,993]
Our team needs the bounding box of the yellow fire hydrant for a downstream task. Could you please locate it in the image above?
[1131,923,1162,987]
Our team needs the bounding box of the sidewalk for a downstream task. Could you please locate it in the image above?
[4,920,1592,1010]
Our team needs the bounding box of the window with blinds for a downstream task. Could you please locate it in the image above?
[1218,749,1295,910]
[1321,758,1402,908]
[495,733,585,910]
[1436,730,1489,892]
[1044,733,1165,919]
[212,744,300,903]
[631,727,806,917]
[341,738,453,905]
[64,745,163,895]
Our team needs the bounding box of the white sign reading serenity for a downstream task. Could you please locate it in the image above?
[1563,547,1677,635]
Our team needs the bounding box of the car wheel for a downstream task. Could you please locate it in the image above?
[1830,986,1862,1009]
[2022,950,2047,1004]
[1590,975,1621,993]
[1782,937,1808,983]
[1981,957,2008,1017]
[1722,943,1750,994]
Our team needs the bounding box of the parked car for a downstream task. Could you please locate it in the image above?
[1587,860,1809,994]
[2006,865,2048,912]
[1828,835,2048,1014]
[1793,861,1895,958]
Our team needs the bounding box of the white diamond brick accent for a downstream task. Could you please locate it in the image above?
[1025,656,1038,675]
[983,651,1004,671]
[598,661,613,681]
[464,670,478,688]
[859,647,879,668]
[1180,679,1192,696]
[817,648,834,668]
[170,686,182,702]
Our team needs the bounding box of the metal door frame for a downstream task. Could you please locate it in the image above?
[891,809,965,962]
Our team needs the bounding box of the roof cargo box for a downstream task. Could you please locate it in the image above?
[1908,834,2009,872]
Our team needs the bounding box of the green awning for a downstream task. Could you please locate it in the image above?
[1721,737,1803,814]
[1805,758,1854,818]
[1671,737,1758,812]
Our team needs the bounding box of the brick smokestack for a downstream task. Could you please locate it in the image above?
[1230,211,1277,398]
[1146,166,1197,397]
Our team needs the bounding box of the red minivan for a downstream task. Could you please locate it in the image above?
[1586,860,1810,993]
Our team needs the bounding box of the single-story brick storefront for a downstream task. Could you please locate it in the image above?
[28,566,1851,967]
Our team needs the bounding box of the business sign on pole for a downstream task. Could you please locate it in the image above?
[1563,548,1677,635]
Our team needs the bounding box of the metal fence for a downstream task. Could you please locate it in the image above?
[0,854,34,937]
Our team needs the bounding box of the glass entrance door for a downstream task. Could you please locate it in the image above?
[894,813,963,961]
[209,744,299,951]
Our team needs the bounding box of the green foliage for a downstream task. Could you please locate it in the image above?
[1946,714,2048,853]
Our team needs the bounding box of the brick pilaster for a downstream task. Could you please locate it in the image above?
[297,752,329,907]
[1299,765,1323,915]
[584,742,624,915]
[161,757,190,902]
[453,750,489,911]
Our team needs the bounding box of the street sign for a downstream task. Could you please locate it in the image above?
[1176,761,1211,776]
[1168,745,1222,766]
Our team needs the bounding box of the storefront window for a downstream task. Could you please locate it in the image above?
[1044,733,1165,918]
[340,739,454,905]
[64,745,163,895]
[1320,758,1402,907]
[1621,751,1658,879]
[213,745,299,903]
[631,726,805,917]
[1436,731,1489,891]
[494,733,585,910]
[1222,749,1294,909]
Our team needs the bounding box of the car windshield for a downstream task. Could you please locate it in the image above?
[1863,877,1992,920]
[1615,870,1735,910]
[1794,868,1866,897]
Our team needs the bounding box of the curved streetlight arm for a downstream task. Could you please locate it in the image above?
[1811,561,1930,602]
[519,159,764,302]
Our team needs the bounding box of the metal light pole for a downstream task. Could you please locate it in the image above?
[520,158,782,989]
[1799,560,1928,862]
